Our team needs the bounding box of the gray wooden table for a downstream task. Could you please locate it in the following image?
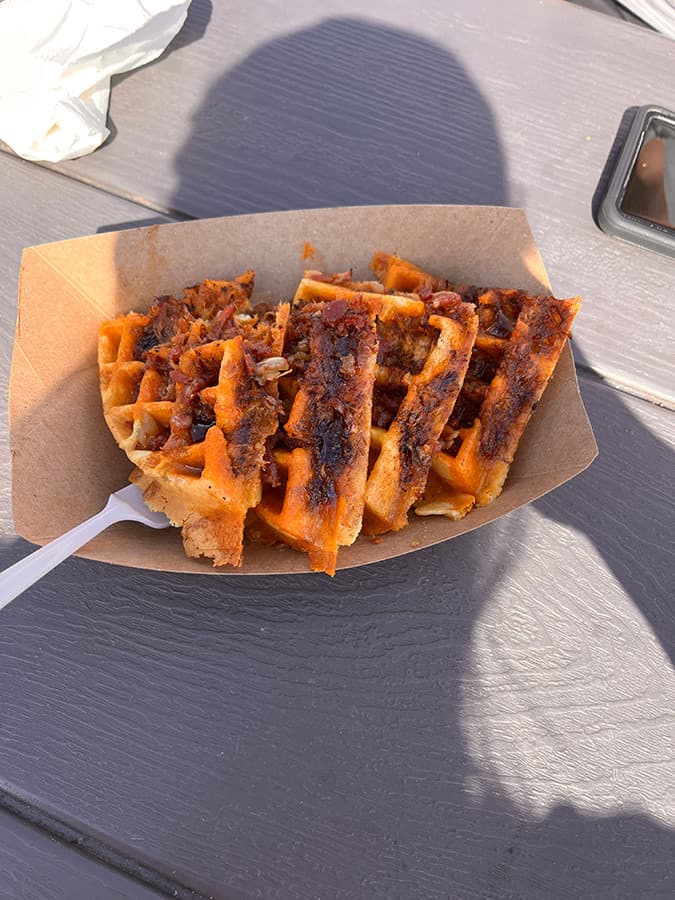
[1,2,674,898]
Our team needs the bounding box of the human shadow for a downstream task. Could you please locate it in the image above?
[1,15,673,900]
[533,350,674,665]
[171,16,507,216]
[555,100,675,663]
[167,16,675,899]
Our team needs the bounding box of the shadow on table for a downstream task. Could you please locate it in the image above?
[170,16,507,214]
[168,17,675,898]
[535,351,674,666]
[172,19,675,898]
[167,12,674,654]
[1,14,673,900]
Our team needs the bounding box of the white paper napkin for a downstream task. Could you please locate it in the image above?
[618,0,675,38]
[0,0,191,162]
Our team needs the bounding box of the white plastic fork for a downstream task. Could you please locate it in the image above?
[0,485,169,608]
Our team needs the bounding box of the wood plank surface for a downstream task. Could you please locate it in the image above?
[33,0,675,403]
[0,154,173,544]
[0,373,673,900]
[1,39,674,898]
[0,807,166,900]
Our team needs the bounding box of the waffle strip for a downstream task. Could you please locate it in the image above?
[99,255,580,574]
[370,255,581,518]
[364,298,477,533]
[255,296,378,575]
[99,277,289,566]
[291,276,479,533]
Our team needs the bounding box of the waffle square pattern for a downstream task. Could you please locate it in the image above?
[99,255,580,574]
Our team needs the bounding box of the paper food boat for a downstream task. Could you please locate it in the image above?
[10,205,597,575]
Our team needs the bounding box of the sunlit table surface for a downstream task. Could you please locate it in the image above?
[0,2,673,898]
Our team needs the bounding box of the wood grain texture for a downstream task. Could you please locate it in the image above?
[1,53,674,898]
[0,154,173,545]
[0,374,673,899]
[0,807,165,900]
[37,0,675,402]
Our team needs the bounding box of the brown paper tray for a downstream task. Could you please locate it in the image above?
[9,205,597,575]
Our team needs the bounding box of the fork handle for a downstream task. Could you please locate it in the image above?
[0,506,124,609]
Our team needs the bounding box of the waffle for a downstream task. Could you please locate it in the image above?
[370,253,581,518]
[99,253,580,575]
[285,274,479,535]
[99,275,290,566]
[251,292,379,574]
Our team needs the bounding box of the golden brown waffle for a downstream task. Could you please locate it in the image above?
[252,294,379,575]
[99,254,580,574]
[371,253,581,518]
[99,275,290,566]
[287,274,478,535]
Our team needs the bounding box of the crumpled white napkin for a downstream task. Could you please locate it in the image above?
[618,0,675,39]
[0,0,191,162]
